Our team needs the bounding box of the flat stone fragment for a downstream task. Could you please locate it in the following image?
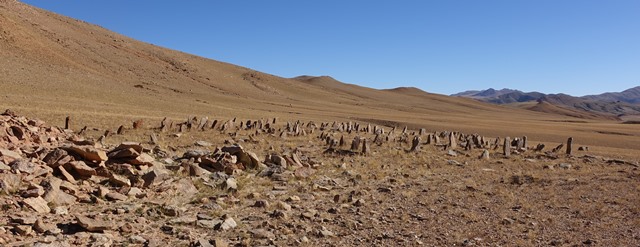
[129,153,155,165]
[197,219,222,229]
[23,196,51,213]
[67,161,96,177]
[11,160,37,174]
[63,145,108,162]
[109,174,131,187]
[250,229,276,239]
[107,148,140,159]
[195,141,212,147]
[105,192,128,201]
[76,215,112,232]
[0,148,22,161]
[216,217,237,231]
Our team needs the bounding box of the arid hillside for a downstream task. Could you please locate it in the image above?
[1,0,639,152]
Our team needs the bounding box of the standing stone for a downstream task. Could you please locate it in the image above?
[479,149,490,160]
[198,118,209,131]
[350,137,361,151]
[566,137,573,155]
[373,134,381,144]
[339,136,345,147]
[361,139,369,154]
[516,138,524,150]
[410,136,421,152]
[78,126,87,135]
[522,136,528,150]
[464,140,472,151]
[493,137,501,150]
[64,116,71,130]
[503,137,511,157]
[448,132,457,149]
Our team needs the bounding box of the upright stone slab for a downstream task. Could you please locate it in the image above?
[522,136,528,150]
[448,132,457,149]
[373,134,381,144]
[64,116,71,130]
[350,137,361,151]
[503,137,511,157]
[410,136,421,152]
[516,138,524,150]
[566,137,573,155]
[362,138,369,154]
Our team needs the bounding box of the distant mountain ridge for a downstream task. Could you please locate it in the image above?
[451,87,640,120]
[582,86,640,104]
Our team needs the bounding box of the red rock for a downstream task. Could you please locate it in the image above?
[66,161,96,177]
[109,174,131,187]
[128,153,154,166]
[63,145,108,162]
[107,148,140,159]
[57,166,77,183]
[76,215,112,232]
[43,149,68,167]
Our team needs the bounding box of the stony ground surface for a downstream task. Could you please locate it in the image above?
[0,110,638,247]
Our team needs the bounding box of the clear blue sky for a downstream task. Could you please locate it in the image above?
[23,0,640,96]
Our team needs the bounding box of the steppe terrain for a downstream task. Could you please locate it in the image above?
[0,0,639,246]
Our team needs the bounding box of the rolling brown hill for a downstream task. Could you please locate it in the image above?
[1,0,639,151]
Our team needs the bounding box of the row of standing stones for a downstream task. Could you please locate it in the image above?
[64,113,580,159]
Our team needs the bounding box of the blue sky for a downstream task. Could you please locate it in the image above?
[23,0,640,96]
